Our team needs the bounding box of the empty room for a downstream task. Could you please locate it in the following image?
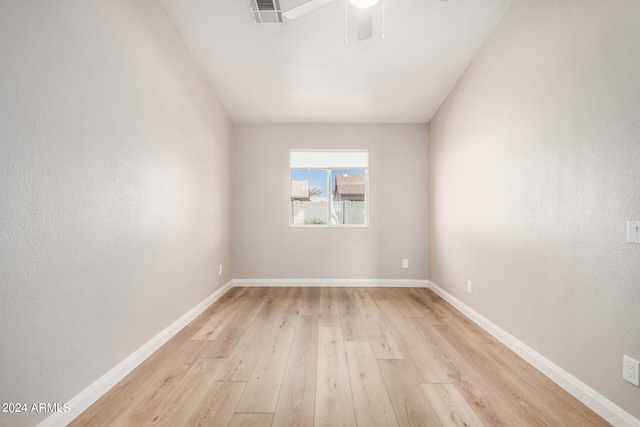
[1,0,639,426]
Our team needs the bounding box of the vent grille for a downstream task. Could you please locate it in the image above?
[257,0,275,10]
[248,0,283,23]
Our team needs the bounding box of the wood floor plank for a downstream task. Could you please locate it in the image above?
[375,298,454,383]
[403,287,450,325]
[228,413,273,427]
[215,288,288,382]
[272,315,319,427]
[235,312,299,413]
[299,287,321,316]
[336,287,368,342]
[366,287,388,300]
[383,288,423,317]
[143,357,225,425]
[433,323,564,426]
[412,320,532,426]
[421,383,486,427]
[319,287,341,327]
[181,381,246,427]
[92,340,208,426]
[191,287,259,340]
[413,288,497,344]
[69,326,201,426]
[344,341,399,427]
[198,288,269,358]
[315,327,356,427]
[354,291,404,359]
[475,342,609,427]
[378,359,443,427]
[189,286,240,326]
[280,286,303,314]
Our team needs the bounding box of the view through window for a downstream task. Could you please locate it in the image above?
[290,150,368,226]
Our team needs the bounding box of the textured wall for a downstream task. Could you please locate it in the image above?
[429,0,640,419]
[234,124,428,281]
[0,1,233,426]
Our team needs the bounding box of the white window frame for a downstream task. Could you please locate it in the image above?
[289,149,369,228]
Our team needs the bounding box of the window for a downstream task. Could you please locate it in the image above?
[290,149,368,227]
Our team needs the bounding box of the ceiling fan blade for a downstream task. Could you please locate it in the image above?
[356,7,373,41]
[282,0,335,20]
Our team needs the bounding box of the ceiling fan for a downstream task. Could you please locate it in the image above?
[282,0,384,42]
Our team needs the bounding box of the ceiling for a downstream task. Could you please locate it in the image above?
[161,0,513,123]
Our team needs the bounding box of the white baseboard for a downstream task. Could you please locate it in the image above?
[233,278,428,288]
[40,280,234,427]
[427,280,640,427]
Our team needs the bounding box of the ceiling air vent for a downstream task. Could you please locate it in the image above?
[248,0,283,24]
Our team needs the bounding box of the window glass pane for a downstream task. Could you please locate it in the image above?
[331,169,366,225]
[290,169,328,225]
[289,150,368,227]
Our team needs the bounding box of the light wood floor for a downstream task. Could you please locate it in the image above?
[71,287,610,426]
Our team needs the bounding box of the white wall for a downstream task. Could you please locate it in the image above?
[0,1,233,426]
[233,124,428,282]
[429,0,640,420]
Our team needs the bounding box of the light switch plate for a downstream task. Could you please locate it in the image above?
[627,221,640,244]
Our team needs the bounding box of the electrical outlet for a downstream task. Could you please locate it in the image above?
[402,259,409,269]
[218,264,223,276]
[623,355,640,386]
[467,281,473,294]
